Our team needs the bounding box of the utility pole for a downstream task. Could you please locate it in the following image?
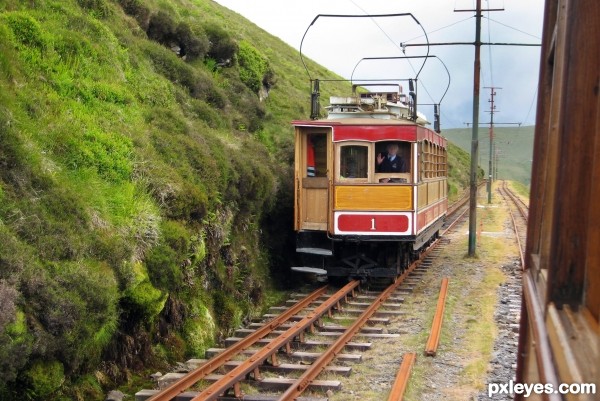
[467,0,482,256]
[485,86,500,204]
[455,1,504,256]
[403,5,539,257]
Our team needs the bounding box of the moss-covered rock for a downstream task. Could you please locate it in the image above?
[183,299,215,356]
[122,261,168,320]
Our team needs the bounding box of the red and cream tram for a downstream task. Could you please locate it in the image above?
[292,89,447,279]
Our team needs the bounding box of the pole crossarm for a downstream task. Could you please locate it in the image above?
[401,42,540,47]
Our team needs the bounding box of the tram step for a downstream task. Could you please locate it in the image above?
[296,247,333,256]
[291,266,328,275]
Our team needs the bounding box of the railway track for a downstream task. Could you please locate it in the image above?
[135,191,473,401]
[137,267,427,400]
[497,180,528,266]
[472,180,528,401]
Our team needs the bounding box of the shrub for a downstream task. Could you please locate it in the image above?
[176,22,209,61]
[146,11,177,46]
[205,24,237,66]
[237,41,269,94]
[3,13,46,49]
[23,262,120,372]
[145,43,226,106]
[0,309,33,386]
[145,220,194,292]
[118,0,151,30]
[212,291,242,330]
[23,359,65,399]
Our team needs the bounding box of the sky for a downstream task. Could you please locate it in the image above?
[213,0,545,129]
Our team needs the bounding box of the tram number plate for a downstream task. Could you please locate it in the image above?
[337,214,409,233]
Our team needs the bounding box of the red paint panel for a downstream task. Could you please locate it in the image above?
[338,214,409,233]
[292,120,447,148]
[416,199,448,233]
[333,125,418,142]
[416,126,447,147]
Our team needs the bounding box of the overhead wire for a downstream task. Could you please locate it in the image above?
[400,15,475,44]
[348,0,436,104]
[485,17,541,40]
[522,86,538,125]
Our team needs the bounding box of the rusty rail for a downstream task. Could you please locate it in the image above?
[278,256,422,400]
[498,181,527,268]
[424,278,449,356]
[187,280,360,401]
[386,352,416,401]
[146,285,330,401]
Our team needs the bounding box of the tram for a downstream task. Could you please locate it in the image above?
[292,84,447,280]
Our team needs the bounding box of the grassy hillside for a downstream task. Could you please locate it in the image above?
[0,1,473,399]
[443,126,535,186]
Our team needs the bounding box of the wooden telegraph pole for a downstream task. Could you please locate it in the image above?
[401,4,539,256]
[467,0,482,256]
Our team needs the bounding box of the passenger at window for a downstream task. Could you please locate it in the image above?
[376,143,407,173]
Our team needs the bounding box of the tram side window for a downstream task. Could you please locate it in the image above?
[420,141,447,180]
[307,134,327,177]
[340,145,368,178]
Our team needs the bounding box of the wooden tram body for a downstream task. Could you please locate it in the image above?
[516,0,599,399]
[292,91,447,279]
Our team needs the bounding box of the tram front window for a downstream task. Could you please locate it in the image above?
[375,141,411,183]
[340,145,368,179]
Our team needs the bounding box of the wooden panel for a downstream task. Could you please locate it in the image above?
[547,0,599,306]
[417,184,428,208]
[427,181,439,203]
[294,129,302,231]
[302,188,328,229]
[585,79,600,321]
[302,177,328,189]
[334,185,412,211]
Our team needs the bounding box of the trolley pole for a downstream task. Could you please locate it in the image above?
[467,0,482,256]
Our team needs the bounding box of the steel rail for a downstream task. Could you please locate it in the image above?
[386,352,416,401]
[188,280,360,401]
[278,250,426,400]
[498,182,526,268]
[502,181,529,220]
[424,278,449,356]
[146,285,330,401]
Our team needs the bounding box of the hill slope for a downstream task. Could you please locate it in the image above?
[443,126,535,186]
[0,1,473,399]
